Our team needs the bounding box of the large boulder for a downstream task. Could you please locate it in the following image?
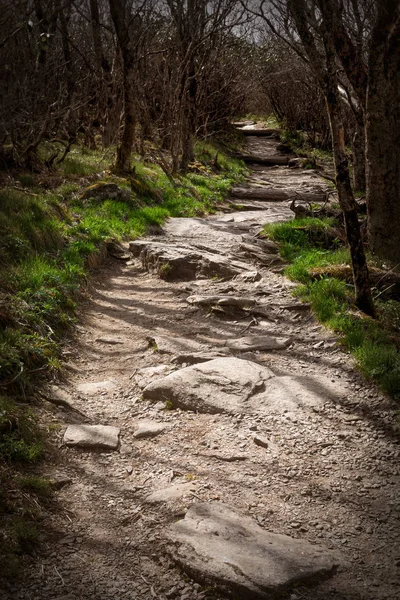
[142,357,274,414]
[166,503,339,599]
[129,241,250,281]
[142,357,345,415]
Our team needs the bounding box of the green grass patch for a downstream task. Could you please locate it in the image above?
[264,217,345,266]
[264,217,400,399]
[286,248,350,283]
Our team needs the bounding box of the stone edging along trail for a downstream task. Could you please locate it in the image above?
[9,128,400,600]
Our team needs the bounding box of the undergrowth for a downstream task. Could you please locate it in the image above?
[264,218,400,399]
[0,137,246,577]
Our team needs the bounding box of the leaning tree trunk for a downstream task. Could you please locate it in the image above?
[328,100,374,315]
[366,10,400,264]
[324,47,374,316]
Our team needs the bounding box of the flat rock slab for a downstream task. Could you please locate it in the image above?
[142,357,346,415]
[146,482,198,503]
[133,420,165,439]
[63,425,120,450]
[226,335,291,352]
[167,503,338,599]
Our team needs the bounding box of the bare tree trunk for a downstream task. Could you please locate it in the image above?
[108,0,136,173]
[117,67,136,172]
[90,0,115,149]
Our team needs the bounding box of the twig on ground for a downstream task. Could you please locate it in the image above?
[54,566,65,585]
[239,317,258,334]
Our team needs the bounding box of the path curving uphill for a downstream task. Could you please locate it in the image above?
[9,128,400,600]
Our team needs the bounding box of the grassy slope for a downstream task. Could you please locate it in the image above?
[263,218,400,399]
[0,137,246,574]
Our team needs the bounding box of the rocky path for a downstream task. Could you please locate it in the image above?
[8,131,400,600]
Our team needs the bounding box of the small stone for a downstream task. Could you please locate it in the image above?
[133,420,165,439]
[253,435,269,449]
[313,341,324,349]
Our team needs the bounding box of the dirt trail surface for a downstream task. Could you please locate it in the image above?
[7,133,400,600]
